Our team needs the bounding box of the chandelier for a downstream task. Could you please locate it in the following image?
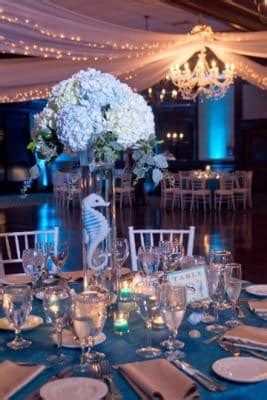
[169,25,235,101]
[254,0,267,23]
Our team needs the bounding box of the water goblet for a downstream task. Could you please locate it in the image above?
[134,280,161,359]
[158,240,172,278]
[224,263,242,328]
[159,283,187,357]
[3,285,32,350]
[115,238,129,271]
[169,241,184,271]
[114,238,129,289]
[43,286,72,365]
[72,291,107,373]
[209,250,233,310]
[91,246,110,287]
[49,241,69,275]
[138,246,161,277]
[205,266,227,333]
[22,249,46,290]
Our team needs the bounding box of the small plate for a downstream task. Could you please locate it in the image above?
[1,274,31,285]
[52,329,106,348]
[40,377,108,400]
[212,357,267,383]
[246,285,267,297]
[0,315,43,331]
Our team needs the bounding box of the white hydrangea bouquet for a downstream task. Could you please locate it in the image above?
[29,68,167,183]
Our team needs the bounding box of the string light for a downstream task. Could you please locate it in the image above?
[0,7,169,59]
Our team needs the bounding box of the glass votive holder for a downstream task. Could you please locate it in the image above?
[151,314,166,330]
[113,311,129,335]
[119,280,133,302]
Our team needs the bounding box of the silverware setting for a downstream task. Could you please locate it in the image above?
[203,332,226,344]
[168,355,227,392]
[219,340,267,358]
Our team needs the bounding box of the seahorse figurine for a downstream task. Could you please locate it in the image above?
[82,194,110,284]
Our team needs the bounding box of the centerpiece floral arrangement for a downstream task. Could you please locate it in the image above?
[29,68,168,184]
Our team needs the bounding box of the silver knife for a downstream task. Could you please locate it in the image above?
[169,358,227,392]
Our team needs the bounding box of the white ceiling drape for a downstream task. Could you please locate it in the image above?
[0,0,266,102]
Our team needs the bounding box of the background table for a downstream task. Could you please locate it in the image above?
[1,285,267,400]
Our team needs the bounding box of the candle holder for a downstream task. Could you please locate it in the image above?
[119,279,133,302]
[152,314,166,330]
[113,311,130,335]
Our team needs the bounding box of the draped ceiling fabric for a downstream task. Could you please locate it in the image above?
[0,0,266,102]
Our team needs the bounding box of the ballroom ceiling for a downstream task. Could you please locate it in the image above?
[50,0,266,32]
[165,0,267,31]
[50,0,230,33]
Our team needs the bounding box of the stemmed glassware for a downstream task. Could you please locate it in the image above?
[72,291,107,373]
[224,263,242,328]
[158,283,187,356]
[43,286,72,365]
[49,241,69,275]
[22,249,46,290]
[3,285,32,350]
[209,250,233,310]
[138,246,161,278]
[159,240,184,276]
[114,238,129,290]
[115,238,129,272]
[205,266,227,333]
[134,280,161,359]
[91,246,110,287]
[158,240,172,276]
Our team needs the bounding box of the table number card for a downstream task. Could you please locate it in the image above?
[168,266,209,304]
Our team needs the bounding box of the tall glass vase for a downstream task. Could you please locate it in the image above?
[79,149,117,290]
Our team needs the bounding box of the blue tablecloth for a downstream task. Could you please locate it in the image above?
[1,287,267,400]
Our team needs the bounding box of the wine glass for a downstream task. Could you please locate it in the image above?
[134,280,161,359]
[205,266,227,333]
[169,241,184,271]
[49,241,69,275]
[115,238,129,270]
[159,283,187,356]
[138,246,161,277]
[22,249,46,289]
[72,291,107,373]
[224,263,242,328]
[158,240,172,278]
[43,286,72,365]
[3,285,32,350]
[114,238,129,289]
[209,250,233,310]
[91,246,110,287]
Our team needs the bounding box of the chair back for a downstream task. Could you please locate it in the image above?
[52,171,67,187]
[0,227,59,277]
[119,173,133,189]
[235,171,249,189]
[191,178,206,191]
[128,226,195,271]
[219,174,234,190]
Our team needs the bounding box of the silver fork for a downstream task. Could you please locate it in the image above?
[100,359,123,400]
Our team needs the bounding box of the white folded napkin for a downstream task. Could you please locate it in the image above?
[223,325,267,349]
[0,360,45,399]
[118,359,199,400]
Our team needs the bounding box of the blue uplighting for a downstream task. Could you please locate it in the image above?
[198,86,234,160]
[38,203,58,230]
[37,158,48,187]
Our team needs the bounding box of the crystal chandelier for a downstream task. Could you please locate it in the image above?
[169,25,235,101]
[254,0,267,23]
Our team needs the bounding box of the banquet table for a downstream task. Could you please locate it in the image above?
[1,283,267,400]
